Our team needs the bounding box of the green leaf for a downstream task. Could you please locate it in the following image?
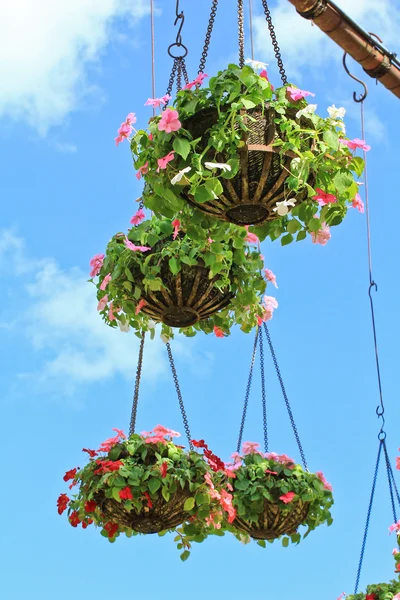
[308,218,321,233]
[282,536,289,547]
[112,488,122,502]
[287,219,301,234]
[205,177,223,196]
[323,129,339,151]
[333,170,354,194]
[241,97,256,109]
[161,487,170,502]
[173,137,191,160]
[234,479,249,491]
[169,257,180,275]
[296,230,307,242]
[281,233,294,246]
[193,184,215,203]
[351,156,365,177]
[148,478,161,494]
[180,550,190,562]
[183,497,195,511]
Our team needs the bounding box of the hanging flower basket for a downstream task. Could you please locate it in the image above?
[343,579,400,600]
[57,426,234,557]
[90,213,270,340]
[225,442,334,545]
[128,63,366,245]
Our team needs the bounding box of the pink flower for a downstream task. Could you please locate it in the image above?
[123,236,151,252]
[316,471,333,492]
[231,452,242,464]
[158,110,181,134]
[279,492,295,504]
[312,188,337,206]
[115,118,134,146]
[125,113,137,125]
[141,425,180,441]
[393,548,399,556]
[136,162,149,180]
[259,69,268,80]
[244,226,259,245]
[264,268,278,288]
[220,489,236,523]
[393,594,400,600]
[130,208,146,225]
[351,193,364,213]
[112,428,126,439]
[242,441,261,455]
[397,454,400,470]
[135,298,146,315]
[108,302,117,322]
[97,429,125,453]
[100,273,112,291]
[144,95,171,108]
[172,219,180,240]
[339,138,371,152]
[257,295,278,325]
[336,594,346,600]
[157,151,175,170]
[265,469,278,475]
[183,72,208,90]
[311,223,331,246]
[213,326,225,338]
[89,253,105,278]
[286,86,315,102]
[97,295,108,312]
[389,521,400,534]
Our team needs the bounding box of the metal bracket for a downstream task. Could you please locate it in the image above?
[297,0,327,20]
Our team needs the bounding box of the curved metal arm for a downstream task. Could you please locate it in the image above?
[342,51,368,102]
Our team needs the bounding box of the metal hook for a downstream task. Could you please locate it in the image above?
[174,12,185,46]
[342,52,368,103]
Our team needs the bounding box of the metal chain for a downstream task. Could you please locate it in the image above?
[263,324,308,471]
[165,58,178,105]
[181,59,190,85]
[177,59,182,95]
[387,450,400,507]
[261,0,288,85]
[259,326,268,453]
[237,0,245,68]
[166,342,192,449]
[236,328,259,453]
[129,333,146,437]
[198,0,219,74]
[383,440,399,523]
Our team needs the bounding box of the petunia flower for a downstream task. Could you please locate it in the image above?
[172,219,181,240]
[144,95,171,108]
[135,298,146,315]
[183,72,208,90]
[296,104,317,119]
[136,162,149,180]
[286,86,315,102]
[204,161,231,173]
[273,199,295,217]
[339,138,371,151]
[171,166,191,185]
[312,188,337,206]
[279,492,295,504]
[118,321,130,332]
[328,105,346,120]
[130,208,146,225]
[157,151,175,170]
[97,295,109,312]
[351,193,364,213]
[100,273,112,291]
[89,253,105,278]
[311,223,331,246]
[244,225,259,244]
[245,58,268,70]
[213,326,225,338]
[264,268,278,288]
[123,236,151,252]
[158,109,181,133]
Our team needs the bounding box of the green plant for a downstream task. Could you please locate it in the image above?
[344,579,400,600]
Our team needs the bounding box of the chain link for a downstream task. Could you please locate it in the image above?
[259,326,268,453]
[237,0,245,68]
[263,324,308,471]
[176,59,182,95]
[261,0,287,85]
[181,58,190,85]
[236,328,259,453]
[165,58,178,104]
[198,0,219,74]
[129,333,146,437]
[383,440,399,523]
[166,343,192,449]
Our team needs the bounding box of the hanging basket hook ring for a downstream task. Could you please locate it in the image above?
[168,42,188,59]
[342,52,368,103]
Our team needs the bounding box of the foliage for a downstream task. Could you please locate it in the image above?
[345,579,400,599]
[130,63,364,245]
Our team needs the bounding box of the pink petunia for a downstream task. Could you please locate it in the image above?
[123,236,151,252]
[144,95,171,108]
[264,268,278,288]
[279,492,295,504]
[130,208,146,226]
[136,162,149,180]
[172,219,181,240]
[244,226,259,245]
[157,151,175,170]
[286,86,315,102]
[100,273,112,291]
[183,72,208,91]
[312,188,337,206]
[242,441,261,455]
[135,299,146,315]
[89,253,105,278]
[97,295,108,312]
[213,326,225,338]
[339,138,371,152]
[158,110,181,134]
[311,223,331,246]
[351,193,364,213]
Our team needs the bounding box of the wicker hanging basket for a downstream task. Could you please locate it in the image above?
[127,239,234,328]
[95,487,192,534]
[182,106,315,226]
[233,497,310,540]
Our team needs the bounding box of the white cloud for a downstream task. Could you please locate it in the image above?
[254,0,400,77]
[53,142,78,154]
[0,0,152,133]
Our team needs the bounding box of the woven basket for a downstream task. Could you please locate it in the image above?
[233,498,310,540]
[129,239,234,328]
[182,106,315,226]
[95,487,192,534]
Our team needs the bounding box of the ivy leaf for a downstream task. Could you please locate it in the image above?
[112,487,122,502]
[173,137,191,160]
[351,156,365,177]
[235,479,249,491]
[183,497,195,511]
[148,478,161,494]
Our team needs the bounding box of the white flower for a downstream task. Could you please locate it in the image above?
[245,58,268,70]
[171,166,191,185]
[239,533,252,545]
[204,162,232,173]
[147,320,156,330]
[161,333,170,344]
[327,105,346,120]
[273,199,296,216]
[118,321,130,332]
[331,119,346,134]
[296,104,317,119]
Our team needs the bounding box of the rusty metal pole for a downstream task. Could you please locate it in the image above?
[287,0,400,99]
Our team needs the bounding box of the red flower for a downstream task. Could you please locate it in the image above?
[57,493,70,515]
[119,486,133,500]
[160,462,168,478]
[69,511,81,527]
[191,439,225,472]
[143,492,153,509]
[69,479,78,490]
[191,439,207,448]
[87,518,93,525]
[63,468,78,482]
[104,522,119,538]
[81,521,88,529]
[84,500,97,513]
[366,595,376,600]
[279,492,295,504]
[93,460,124,475]
[82,448,98,458]
[265,470,278,475]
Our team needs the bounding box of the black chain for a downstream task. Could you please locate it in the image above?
[383,440,398,523]
[263,324,308,471]
[166,58,179,101]
[237,0,245,68]
[129,333,146,437]
[259,326,268,453]
[181,58,190,85]
[177,60,182,95]
[236,328,259,453]
[198,0,219,74]
[387,449,400,507]
[261,0,288,85]
[166,342,192,449]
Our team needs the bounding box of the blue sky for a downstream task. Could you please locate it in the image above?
[1,1,400,598]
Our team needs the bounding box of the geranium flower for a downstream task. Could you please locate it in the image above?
[158,110,181,133]
[393,548,399,555]
[286,86,315,102]
[351,193,364,213]
[63,468,78,482]
[204,161,231,173]
[100,273,112,291]
[273,199,295,216]
[89,253,104,278]
[183,72,208,90]
[69,511,81,527]
[157,151,175,170]
[57,493,70,515]
[312,188,337,206]
[143,425,181,440]
[98,431,123,453]
[84,500,97,513]
[264,268,278,288]
[279,492,295,504]
[171,166,191,185]
[125,113,137,125]
[172,219,181,240]
[130,208,146,226]
[115,113,136,146]
[136,162,149,180]
[144,95,171,108]
[339,138,371,151]
[108,302,117,322]
[123,236,151,252]
[104,522,119,538]
[82,448,98,458]
[135,299,146,315]
[311,223,331,246]
[244,226,259,244]
[328,105,346,120]
[213,326,225,338]
[336,594,346,600]
[97,295,108,312]
[242,441,261,455]
[245,58,268,70]
[119,487,133,500]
